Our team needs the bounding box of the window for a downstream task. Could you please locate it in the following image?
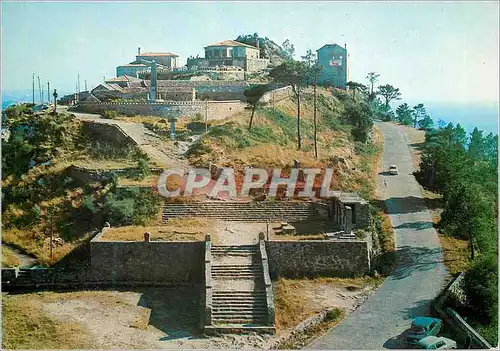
[435,341,445,348]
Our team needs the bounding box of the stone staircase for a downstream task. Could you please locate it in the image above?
[163,201,321,222]
[205,244,275,334]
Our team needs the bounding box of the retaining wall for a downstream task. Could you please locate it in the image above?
[82,120,137,145]
[265,240,371,277]
[76,100,246,120]
[433,273,493,349]
[261,86,293,104]
[89,229,204,283]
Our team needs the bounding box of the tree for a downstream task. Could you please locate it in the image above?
[269,61,310,149]
[468,127,485,160]
[412,103,428,128]
[418,115,434,130]
[343,101,374,143]
[282,39,295,60]
[366,72,380,97]
[310,64,323,158]
[301,49,316,68]
[395,103,413,125]
[244,84,269,130]
[346,81,367,99]
[376,84,401,108]
[462,253,498,325]
[371,97,395,121]
[483,133,498,168]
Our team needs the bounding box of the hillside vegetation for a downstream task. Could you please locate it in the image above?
[187,87,382,199]
[1,105,162,266]
[416,123,498,345]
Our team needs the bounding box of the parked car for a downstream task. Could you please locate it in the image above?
[389,164,399,175]
[416,336,457,349]
[406,317,442,345]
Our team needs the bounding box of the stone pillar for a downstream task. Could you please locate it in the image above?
[344,206,353,234]
[149,60,157,101]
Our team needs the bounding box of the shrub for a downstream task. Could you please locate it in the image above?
[102,110,118,119]
[325,308,342,321]
[137,158,151,179]
[462,253,498,325]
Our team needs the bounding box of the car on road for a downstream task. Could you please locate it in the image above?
[389,164,399,175]
[406,317,442,345]
[416,336,457,349]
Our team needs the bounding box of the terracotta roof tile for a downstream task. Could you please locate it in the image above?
[205,40,257,49]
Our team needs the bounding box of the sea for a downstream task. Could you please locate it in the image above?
[2,90,498,135]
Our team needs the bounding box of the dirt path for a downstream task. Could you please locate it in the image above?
[3,244,38,267]
[310,121,447,349]
[69,110,189,169]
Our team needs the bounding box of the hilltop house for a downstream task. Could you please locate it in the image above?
[187,40,269,72]
[317,43,349,89]
[116,48,179,77]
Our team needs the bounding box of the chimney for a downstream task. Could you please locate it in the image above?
[344,43,347,51]
[138,47,141,55]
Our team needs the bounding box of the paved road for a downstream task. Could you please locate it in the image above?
[310,122,448,349]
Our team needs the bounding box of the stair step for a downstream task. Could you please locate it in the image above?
[213,307,267,311]
[213,297,267,302]
[213,291,266,295]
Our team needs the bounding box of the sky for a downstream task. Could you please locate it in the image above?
[1,1,499,107]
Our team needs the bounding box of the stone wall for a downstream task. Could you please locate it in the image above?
[89,229,204,283]
[433,273,493,349]
[261,86,293,104]
[82,120,137,145]
[265,240,371,277]
[245,58,270,72]
[76,101,246,120]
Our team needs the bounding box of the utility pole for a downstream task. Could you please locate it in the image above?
[77,73,80,93]
[37,76,42,103]
[47,82,50,104]
[313,82,318,159]
[32,73,35,105]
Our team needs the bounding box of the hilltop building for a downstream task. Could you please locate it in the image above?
[116,48,179,77]
[317,43,349,89]
[187,40,269,72]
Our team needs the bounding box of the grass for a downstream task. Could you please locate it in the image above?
[273,276,382,330]
[275,308,345,349]
[2,292,91,349]
[419,189,468,275]
[99,218,214,241]
[2,246,21,267]
[438,235,470,275]
[2,228,91,266]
